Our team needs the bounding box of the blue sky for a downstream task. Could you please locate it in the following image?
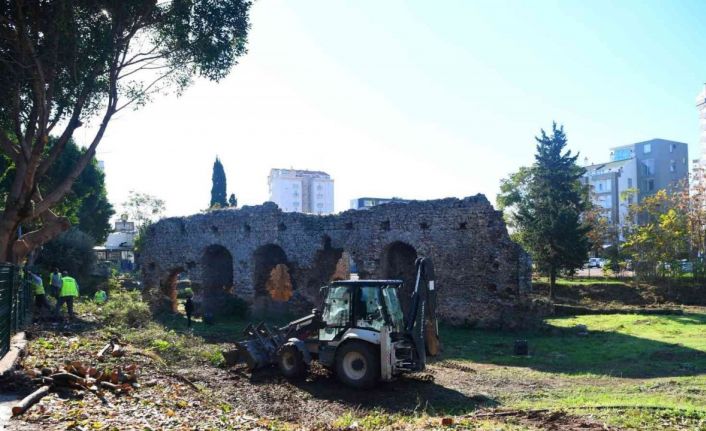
[78,0,706,216]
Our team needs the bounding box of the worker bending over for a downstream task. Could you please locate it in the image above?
[55,271,79,320]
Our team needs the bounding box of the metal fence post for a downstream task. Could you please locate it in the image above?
[0,264,34,358]
[0,263,12,357]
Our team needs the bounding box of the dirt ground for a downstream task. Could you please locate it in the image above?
[2,316,619,431]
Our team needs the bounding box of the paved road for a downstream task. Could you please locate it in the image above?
[0,393,21,429]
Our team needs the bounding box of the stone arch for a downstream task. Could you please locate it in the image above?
[201,244,234,313]
[380,241,418,313]
[162,267,185,313]
[306,236,348,292]
[252,244,294,302]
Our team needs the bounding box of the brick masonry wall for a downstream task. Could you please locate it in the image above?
[138,195,542,328]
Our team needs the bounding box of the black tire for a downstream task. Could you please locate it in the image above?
[335,341,380,389]
[277,343,308,379]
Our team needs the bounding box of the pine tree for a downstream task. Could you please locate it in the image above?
[516,123,590,299]
[210,157,228,208]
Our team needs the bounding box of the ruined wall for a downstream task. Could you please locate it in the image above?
[139,195,537,328]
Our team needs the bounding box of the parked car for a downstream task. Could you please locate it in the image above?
[661,260,693,273]
[586,258,603,268]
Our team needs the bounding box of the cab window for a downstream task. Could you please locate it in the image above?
[320,286,351,340]
[355,286,385,331]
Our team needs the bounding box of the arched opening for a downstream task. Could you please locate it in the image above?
[252,244,293,303]
[201,244,234,313]
[162,267,185,313]
[306,236,350,294]
[380,241,418,313]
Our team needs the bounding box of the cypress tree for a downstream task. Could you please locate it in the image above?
[210,157,228,208]
[516,123,590,299]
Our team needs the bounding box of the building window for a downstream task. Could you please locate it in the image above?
[293,191,299,197]
[627,178,633,188]
[317,184,323,190]
[670,160,676,172]
[613,148,632,161]
[317,193,323,199]
[643,143,651,154]
[641,159,654,176]
[670,143,676,153]
[293,201,300,207]
[317,203,323,208]
[646,179,654,191]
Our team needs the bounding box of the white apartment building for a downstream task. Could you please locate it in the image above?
[268,169,334,215]
[697,84,706,162]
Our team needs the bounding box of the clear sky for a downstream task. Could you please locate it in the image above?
[75,0,706,217]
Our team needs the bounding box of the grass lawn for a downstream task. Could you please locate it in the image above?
[62,293,706,430]
[154,301,706,429]
[441,311,706,429]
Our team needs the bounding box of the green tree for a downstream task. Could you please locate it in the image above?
[623,190,688,279]
[121,191,165,228]
[497,166,533,244]
[512,123,590,299]
[228,193,238,208]
[0,0,252,263]
[210,157,228,208]
[121,191,165,253]
[1,138,114,244]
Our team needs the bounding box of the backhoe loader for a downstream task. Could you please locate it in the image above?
[231,257,438,388]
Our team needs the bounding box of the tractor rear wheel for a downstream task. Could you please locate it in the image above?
[335,341,379,389]
[277,343,307,379]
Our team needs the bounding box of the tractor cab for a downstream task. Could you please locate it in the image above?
[318,280,405,342]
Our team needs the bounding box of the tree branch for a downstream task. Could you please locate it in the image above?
[0,130,20,163]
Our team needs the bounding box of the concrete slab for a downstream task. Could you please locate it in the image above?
[0,393,21,429]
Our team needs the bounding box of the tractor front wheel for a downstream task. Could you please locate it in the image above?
[335,341,379,389]
[277,343,307,379]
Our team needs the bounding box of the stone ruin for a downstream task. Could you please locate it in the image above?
[138,195,539,328]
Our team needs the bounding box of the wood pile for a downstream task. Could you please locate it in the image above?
[12,340,139,416]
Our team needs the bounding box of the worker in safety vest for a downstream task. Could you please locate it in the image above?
[29,271,51,313]
[55,271,79,319]
[94,288,107,304]
[49,268,63,299]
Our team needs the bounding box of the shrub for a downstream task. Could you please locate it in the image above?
[102,289,152,328]
[219,296,249,319]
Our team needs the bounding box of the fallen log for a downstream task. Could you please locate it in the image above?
[97,342,113,360]
[50,372,87,387]
[12,385,51,416]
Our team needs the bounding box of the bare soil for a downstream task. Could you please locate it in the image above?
[4,317,621,431]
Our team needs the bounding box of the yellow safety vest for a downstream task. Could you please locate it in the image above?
[94,290,107,304]
[60,277,79,297]
[32,277,45,295]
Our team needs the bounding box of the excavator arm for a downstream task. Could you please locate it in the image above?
[404,257,439,371]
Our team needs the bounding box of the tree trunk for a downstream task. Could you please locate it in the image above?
[12,385,51,416]
[0,210,21,263]
[549,268,556,301]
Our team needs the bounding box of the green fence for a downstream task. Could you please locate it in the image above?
[0,263,32,358]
